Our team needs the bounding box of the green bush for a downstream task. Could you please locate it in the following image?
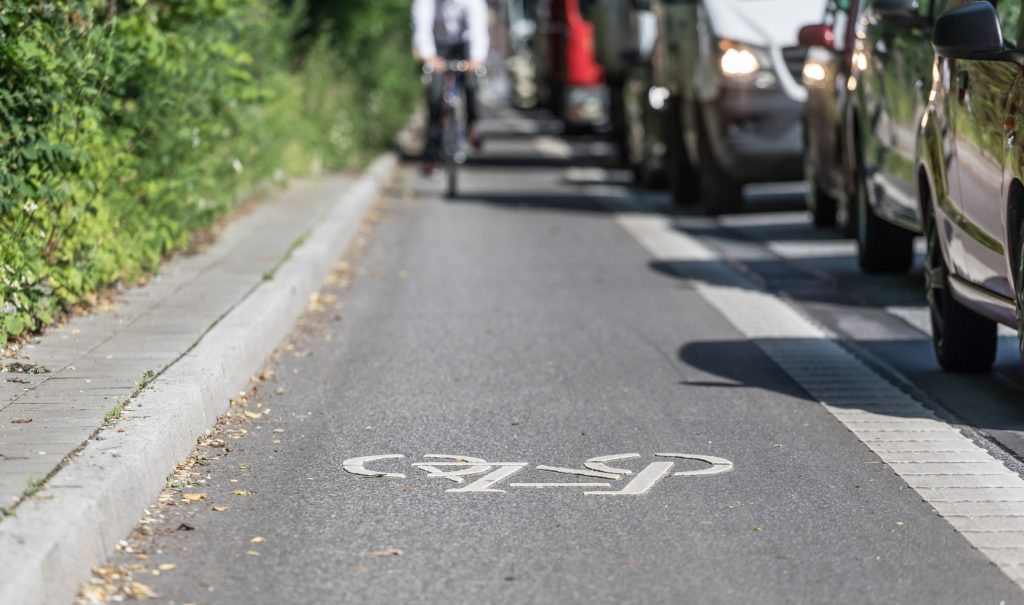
[0,0,418,344]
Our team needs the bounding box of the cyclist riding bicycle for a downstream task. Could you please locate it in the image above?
[412,0,489,175]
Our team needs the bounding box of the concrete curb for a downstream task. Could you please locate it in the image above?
[0,153,398,605]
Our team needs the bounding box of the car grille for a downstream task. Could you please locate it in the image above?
[781,46,808,85]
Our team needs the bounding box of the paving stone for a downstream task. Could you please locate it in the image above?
[890,462,1015,476]
[963,532,1024,549]
[916,487,1024,502]
[870,440,981,453]
[933,501,1024,517]
[946,516,1024,532]
[979,549,1024,566]
[857,433,971,443]
[882,451,998,464]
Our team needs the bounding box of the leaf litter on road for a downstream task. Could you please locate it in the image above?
[364,549,404,558]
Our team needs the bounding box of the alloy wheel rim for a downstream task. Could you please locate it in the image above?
[926,218,946,343]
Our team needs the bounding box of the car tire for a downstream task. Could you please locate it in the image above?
[808,176,838,227]
[804,130,837,227]
[855,160,914,272]
[698,119,744,215]
[609,80,629,166]
[925,211,997,373]
[623,78,660,188]
[665,97,699,206]
[837,191,857,238]
[1016,224,1024,367]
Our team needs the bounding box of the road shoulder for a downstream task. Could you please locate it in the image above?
[0,154,397,605]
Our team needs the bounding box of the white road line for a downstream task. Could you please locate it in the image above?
[533,136,573,159]
[616,213,1024,587]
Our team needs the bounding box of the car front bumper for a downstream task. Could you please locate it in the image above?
[702,85,805,183]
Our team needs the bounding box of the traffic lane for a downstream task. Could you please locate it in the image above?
[692,207,1024,463]
[108,128,1018,603]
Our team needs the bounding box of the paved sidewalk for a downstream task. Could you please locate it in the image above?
[0,176,352,509]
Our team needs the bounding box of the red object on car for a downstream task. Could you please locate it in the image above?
[564,0,604,86]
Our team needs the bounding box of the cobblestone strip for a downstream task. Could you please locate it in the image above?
[618,214,1024,588]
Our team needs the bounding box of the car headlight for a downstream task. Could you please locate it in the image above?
[718,41,768,79]
[802,61,827,83]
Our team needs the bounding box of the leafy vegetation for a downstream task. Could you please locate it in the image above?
[0,0,417,345]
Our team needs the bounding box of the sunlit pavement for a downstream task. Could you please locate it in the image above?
[100,108,1024,604]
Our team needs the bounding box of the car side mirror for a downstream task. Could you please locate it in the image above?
[798,24,835,51]
[872,0,924,26]
[933,2,1005,60]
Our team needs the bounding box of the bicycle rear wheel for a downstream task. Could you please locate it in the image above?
[445,157,457,198]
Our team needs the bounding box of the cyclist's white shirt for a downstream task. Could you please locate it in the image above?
[412,0,490,63]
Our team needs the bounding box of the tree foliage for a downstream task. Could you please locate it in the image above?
[0,0,417,344]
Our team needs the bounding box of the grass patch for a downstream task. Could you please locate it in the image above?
[263,230,310,281]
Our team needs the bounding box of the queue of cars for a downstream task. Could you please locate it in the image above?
[588,0,826,214]
[513,0,1024,373]
[799,0,1024,373]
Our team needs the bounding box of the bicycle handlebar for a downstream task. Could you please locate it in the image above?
[423,61,487,77]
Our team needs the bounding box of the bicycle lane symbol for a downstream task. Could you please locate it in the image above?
[342,453,734,496]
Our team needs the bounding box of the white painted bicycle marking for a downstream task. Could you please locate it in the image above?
[412,455,490,483]
[534,465,620,480]
[511,483,613,488]
[342,455,406,478]
[584,453,640,476]
[342,452,734,496]
[584,462,675,496]
[446,464,528,493]
[657,453,735,477]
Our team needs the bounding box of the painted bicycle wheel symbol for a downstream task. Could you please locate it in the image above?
[343,452,733,496]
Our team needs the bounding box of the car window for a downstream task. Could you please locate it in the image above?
[996,1,1023,48]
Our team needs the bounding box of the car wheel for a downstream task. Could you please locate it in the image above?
[624,80,657,188]
[836,190,857,238]
[665,97,699,206]
[698,119,743,215]
[1016,225,1024,367]
[925,212,997,372]
[609,80,629,165]
[807,168,838,228]
[855,161,914,272]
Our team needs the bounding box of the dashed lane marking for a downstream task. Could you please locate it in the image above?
[616,213,1024,587]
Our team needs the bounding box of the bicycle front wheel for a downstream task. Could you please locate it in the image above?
[444,112,459,198]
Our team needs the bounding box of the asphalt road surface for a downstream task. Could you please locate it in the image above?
[104,108,1024,604]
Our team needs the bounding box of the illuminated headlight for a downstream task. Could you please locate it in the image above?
[718,41,769,81]
[648,86,671,111]
[852,49,868,72]
[802,62,827,83]
[721,47,759,77]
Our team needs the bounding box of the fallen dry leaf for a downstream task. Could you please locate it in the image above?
[246,550,260,557]
[233,489,251,497]
[158,563,177,571]
[127,581,154,598]
[11,418,32,424]
[182,493,207,502]
[212,505,229,512]
[250,536,265,544]
[364,549,404,558]
[243,411,262,420]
